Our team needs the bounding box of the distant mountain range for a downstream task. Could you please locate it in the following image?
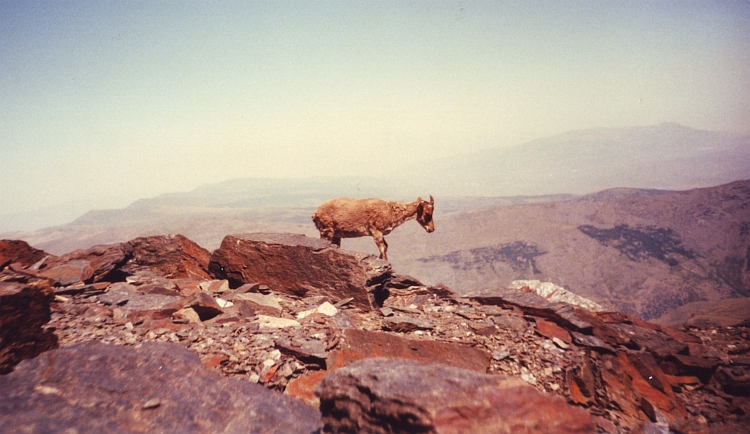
[404,122,750,197]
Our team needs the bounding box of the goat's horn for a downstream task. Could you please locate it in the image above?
[429,195,434,205]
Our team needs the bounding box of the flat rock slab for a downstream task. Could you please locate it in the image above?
[328,329,490,372]
[465,287,593,332]
[0,341,321,434]
[209,233,391,311]
[316,357,595,434]
[382,315,434,332]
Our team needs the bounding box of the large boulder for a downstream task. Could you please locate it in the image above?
[316,357,595,434]
[121,234,212,279]
[209,233,391,311]
[0,341,321,433]
[0,239,48,270]
[38,243,132,285]
[0,279,58,374]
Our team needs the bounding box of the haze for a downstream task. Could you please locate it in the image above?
[1,1,749,231]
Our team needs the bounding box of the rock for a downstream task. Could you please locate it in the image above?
[172,307,202,324]
[466,287,593,332]
[382,314,433,333]
[37,259,94,286]
[0,341,321,433]
[37,243,133,285]
[297,301,338,319]
[535,317,572,344]
[568,356,597,406]
[316,357,595,434]
[510,280,604,311]
[97,282,183,324]
[0,239,48,270]
[713,366,750,396]
[199,279,229,293]
[662,354,721,384]
[327,329,490,372]
[254,315,301,330]
[491,314,529,331]
[121,235,212,279]
[209,233,391,311]
[275,336,329,365]
[599,351,687,424]
[234,292,282,317]
[185,292,224,321]
[286,370,329,407]
[0,280,58,374]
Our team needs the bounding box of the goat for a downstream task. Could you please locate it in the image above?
[311,196,435,261]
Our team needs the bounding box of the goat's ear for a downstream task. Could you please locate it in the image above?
[417,201,424,215]
[429,195,434,205]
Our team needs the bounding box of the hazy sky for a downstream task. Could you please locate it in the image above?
[1,0,749,221]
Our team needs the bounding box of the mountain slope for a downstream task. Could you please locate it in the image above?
[385,180,750,320]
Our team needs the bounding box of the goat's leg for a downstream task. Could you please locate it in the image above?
[371,230,388,261]
[331,235,342,246]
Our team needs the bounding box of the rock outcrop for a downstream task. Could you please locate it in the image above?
[209,233,391,311]
[30,235,210,287]
[1,232,749,433]
[510,279,604,312]
[0,239,47,270]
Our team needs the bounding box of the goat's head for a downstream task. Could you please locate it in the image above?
[416,195,435,233]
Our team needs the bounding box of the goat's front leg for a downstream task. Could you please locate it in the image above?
[371,230,388,261]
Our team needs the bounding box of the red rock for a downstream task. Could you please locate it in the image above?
[0,240,48,270]
[0,279,58,374]
[286,369,329,407]
[172,278,204,296]
[617,351,687,423]
[568,356,596,406]
[316,357,596,434]
[261,363,280,383]
[535,317,572,343]
[202,353,228,368]
[40,243,133,285]
[121,235,211,279]
[209,233,392,311]
[327,328,490,372]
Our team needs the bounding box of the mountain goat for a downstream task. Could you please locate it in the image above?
[311,196,435,261]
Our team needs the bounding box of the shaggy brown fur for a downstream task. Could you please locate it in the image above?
[312,196,435,261]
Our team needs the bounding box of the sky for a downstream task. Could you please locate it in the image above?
[1,0,749,229]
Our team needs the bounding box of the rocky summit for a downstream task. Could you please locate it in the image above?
[0,234,748,433]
